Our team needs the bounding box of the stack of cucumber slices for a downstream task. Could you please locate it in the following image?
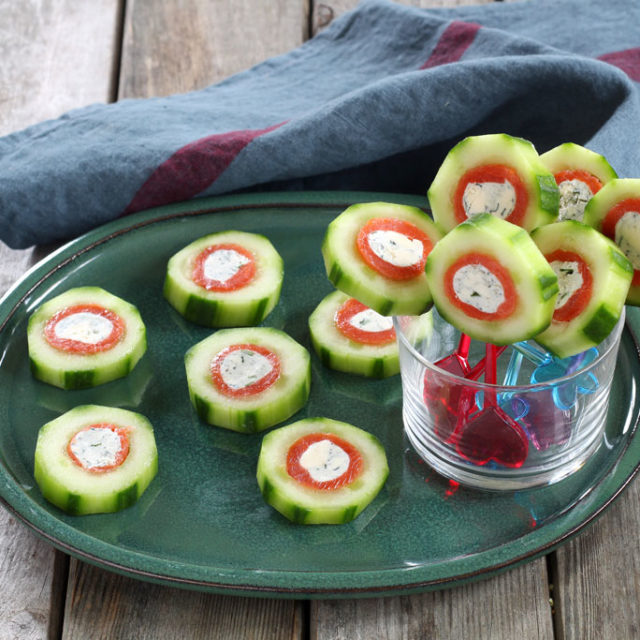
[321,134,634,360]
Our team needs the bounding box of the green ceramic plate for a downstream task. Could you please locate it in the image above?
[0,192,639,598]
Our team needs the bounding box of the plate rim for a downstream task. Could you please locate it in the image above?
[1,190,639,598]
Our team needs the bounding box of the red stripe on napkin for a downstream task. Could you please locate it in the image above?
[122,122,284,215]
[598,47,640,82]
[420,21,481,69]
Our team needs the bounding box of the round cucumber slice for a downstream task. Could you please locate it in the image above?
[539,143,617,222]
[530,220,632,358]
[27,287,147,389]
[583,178,640,305]
[425,213,558,344]
[308,290,399,378]
[257,417,388,524]
[34,405,158,515]
[321,201,443,316]
[185,327,311,432]
[164,230,284,327]
[428,133,559,232]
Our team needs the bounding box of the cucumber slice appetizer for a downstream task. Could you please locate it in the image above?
[164,230,283,327]
[27,287,147,390]
[308,290,399,378]
[531,220,632,358]
[583,178,640,305]
[428,133,559,232]
[34,405,158,515]
[540,143,617,222]
[321,201,443,316]
[185,327,311,432]
[257,417,388,524]
[425,213,558,344]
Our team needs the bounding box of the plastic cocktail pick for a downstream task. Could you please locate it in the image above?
[454,343,529,468]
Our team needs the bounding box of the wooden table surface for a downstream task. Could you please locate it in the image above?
[1,1,639,638]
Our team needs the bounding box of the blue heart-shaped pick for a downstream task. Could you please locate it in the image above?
[530,347,599,410]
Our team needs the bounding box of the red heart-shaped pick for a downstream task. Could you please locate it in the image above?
[455,405,529,468]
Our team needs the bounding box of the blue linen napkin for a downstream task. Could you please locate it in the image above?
[1,0,639,248]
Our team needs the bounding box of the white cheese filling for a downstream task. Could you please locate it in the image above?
[348,308,394,333]
[367,230,423,267]
[615,210,640,270]
[462,181,516,219]
[550,260,584,309]
[220,348,273,390]
[453,264,505,314]
[54,312,113,344]
[299,439,350,483]
[203,248,250,283]
[69,427,123,470]
[558,179,593,221]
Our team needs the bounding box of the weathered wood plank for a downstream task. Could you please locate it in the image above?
[62,561,304,640]
[312,562,554,640]
[119,0,310,98]
[61,1,310,637]
[0,0,121,136]
[553,477,640,640]
[0,1,121,639]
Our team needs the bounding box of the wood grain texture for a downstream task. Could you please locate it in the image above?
[119,0,310,99]
[0,2,120,639]
[553,477,640,640]
[311,0,498,33]
[313,561,554,640]
[0,0,122,136]
[62,560,304,640]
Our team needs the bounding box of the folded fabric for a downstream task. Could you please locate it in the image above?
[1,0,639,248]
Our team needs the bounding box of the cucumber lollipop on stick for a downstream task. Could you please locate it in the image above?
[428,133,559,232]
[322,202,443,316]
[530,220,632,358]
[425,213,558,345]
[583,178,640,305]
[539,142,617,222]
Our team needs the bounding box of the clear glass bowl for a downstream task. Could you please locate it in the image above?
[395,309,625,490]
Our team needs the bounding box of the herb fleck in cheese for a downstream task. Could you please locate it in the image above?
[203,248,250,283]
[550,260,583,309]
[462,181,516,219]
[453,264,505,313]
[54,312,113,344]
[367,230,423,267]
[558,179,593,221]
[220,348,273,390]
[299,439,350,483]
[349,308,393,333]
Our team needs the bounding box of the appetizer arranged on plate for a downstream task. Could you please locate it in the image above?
[185,327,311,433]
[27,286,147,390]
[164,230,284,327]
[257,417,388,524]
[34,405,158,515]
